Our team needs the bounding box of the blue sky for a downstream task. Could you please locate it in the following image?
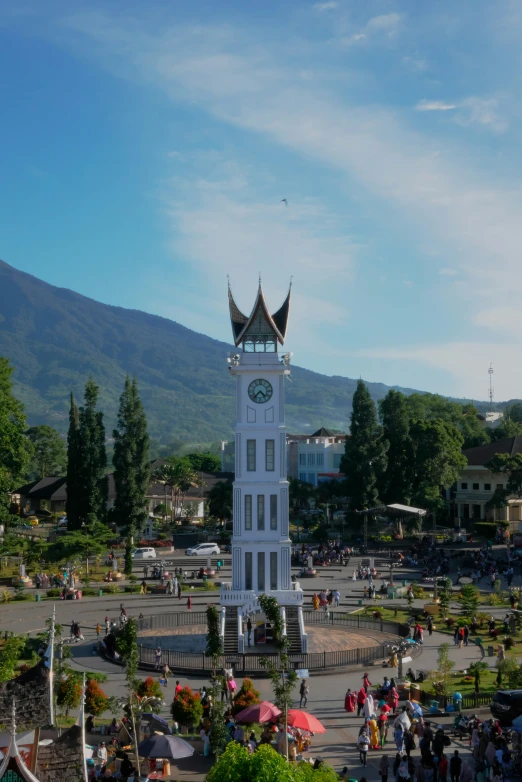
[1,0,521,400]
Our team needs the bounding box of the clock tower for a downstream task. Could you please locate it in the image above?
[221,280,304,653]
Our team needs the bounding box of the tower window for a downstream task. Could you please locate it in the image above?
[270,552,278,590]
[299,472,307,482]
[257,495,265,531]
[270,495,278,530]
[247,440,256,471]
[316,453,324,467]
[299,454,306,466]
[265,439,275,471]
[258,552,265,592]
[245,552,252,590]
[307,453,315,466]
[245,495,252,530]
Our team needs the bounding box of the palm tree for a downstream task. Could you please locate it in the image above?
[152,459,204,523]
[151,463,176,523]
[174,461,204,518]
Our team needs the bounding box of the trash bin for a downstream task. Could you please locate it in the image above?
[388,588,396,599]
[98,588,103,597]
[402,580,407,587]
[358,599,363,607]
[429,700,439,713]
[453,692,462,712]
[488,645,494,657]
[202,575,208,584]
[35,593,40,602]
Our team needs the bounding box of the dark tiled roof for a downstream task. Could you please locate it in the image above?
[271,287,291,340]
[107,470,233,501]
[0,661,51,731]
[463,436,522,466]
[35,724,85,782]
[14,477,66,501]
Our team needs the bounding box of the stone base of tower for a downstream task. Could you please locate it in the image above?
[220,584,306,654]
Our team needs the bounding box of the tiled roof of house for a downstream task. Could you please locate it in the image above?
[35,725,85,782]
[463,435,522,466]
[0,661,51,731]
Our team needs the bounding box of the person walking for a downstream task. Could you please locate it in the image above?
[140,579,147,594]
[358,730,370,766]
[162,663,171,685]
[449,751,462,782]
[426,616,433,636]
[299,679,309,708]
[379,754,389,782]
[439,753,448,782]
[187,595,192,611]
[333,589,340,607]
[388,685,399,715]
[177,582,182,600]
[463,625,469,646]
[96,623,101,640]
[344,688,356,713]
[154,647,162,670]
[105,616,110,636]
[357,687,367,717]
[143,564,148,579]
[247,617,252,647]
[394,724,404,753]
[363,673,372,693]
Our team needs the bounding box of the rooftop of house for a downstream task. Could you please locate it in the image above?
[463,435,522,466]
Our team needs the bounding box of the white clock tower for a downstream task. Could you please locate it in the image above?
[220,281,304,653]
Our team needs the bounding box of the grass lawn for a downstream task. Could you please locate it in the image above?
[416,669,498,695]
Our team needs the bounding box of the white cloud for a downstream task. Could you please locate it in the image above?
[415,100,456,111]
[367,13,402,33]
[341,33,366,46]
[402,56,427,72]
[439,268,458,276]
[314,2,337,11]
[455,97,508,133]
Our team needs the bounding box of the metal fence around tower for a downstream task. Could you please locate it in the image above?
[133,609,406,674]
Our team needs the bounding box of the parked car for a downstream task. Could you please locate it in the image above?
[185,543,220,556]
[57,517,68,528]
[131,547,157,560]
[490,690,522,724]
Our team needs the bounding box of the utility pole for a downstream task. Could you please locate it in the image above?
[433,511,438,600]
[488,364,494,415]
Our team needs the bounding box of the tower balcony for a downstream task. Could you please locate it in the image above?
[220,582,303,607]
[227,351,292,370]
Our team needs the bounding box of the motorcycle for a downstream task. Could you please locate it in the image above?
[452,714,470,737]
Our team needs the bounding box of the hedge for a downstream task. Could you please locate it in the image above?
[474,521,509,537]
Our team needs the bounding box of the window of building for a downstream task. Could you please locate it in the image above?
[257,552,265,592]
[316,453,324,467]
[265,440,275,471]
[245,495,252,530]
[473,483,479,490]
[461,482,468,490]
[247,440,256,471]
[270,495,277,530]
[308,473,316,486]
[484,483,491,491]
[496,483,504,490]
[299,454,306,466]
[257,495,265,531]
[333,454,342,469]
[270,552,278,590]
[299,472,307,482]
[307,453,315,466]
[245,552,252,590]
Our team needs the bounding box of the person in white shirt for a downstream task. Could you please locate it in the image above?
[97,742,107,763]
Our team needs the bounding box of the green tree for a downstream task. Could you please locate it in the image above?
[183,453,221,473]
[207,480,233,522]
[486,453,522,510]
[66,393,82,530]
[78,378,107,525]
[379,390,413,505]
[469,661,488,694]
[171,686,203,728]
[205,605,223,668]
[0,635,26,682]
[0,358,32,526]
[458,584,479,618]
[405,394,489,449]
[231,678,260,716]
[47,521,112,574]
[208,680,228,758]
[56,676,82,717]
[152,457,203,523]
[206,740,338,782]
[410,419,466,510]
[429,642,455,698]
[341,380,387,512]
[112,377,150,541]
[497,658,522,689]
[25,425,67,478]
[505,403,522,423]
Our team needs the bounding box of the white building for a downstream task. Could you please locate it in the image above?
[288,428,346,487]
[220,281,304,652]
[456,436,521,522]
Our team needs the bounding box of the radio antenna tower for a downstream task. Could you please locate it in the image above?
[488,363,494,414]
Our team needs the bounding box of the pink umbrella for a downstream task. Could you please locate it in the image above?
[234,701,282,723]
[287,709,326,734]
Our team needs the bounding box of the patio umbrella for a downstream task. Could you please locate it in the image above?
[287,710,326,734]
[141,713,173,735]
[234,701,281,723]
[138,734,194,760]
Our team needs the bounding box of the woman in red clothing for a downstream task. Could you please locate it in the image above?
[388,685,399,714]
[344,688,356,713]
[363,673,372,693]
[187,595,192,611]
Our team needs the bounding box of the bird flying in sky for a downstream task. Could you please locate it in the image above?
[280,199,288,206]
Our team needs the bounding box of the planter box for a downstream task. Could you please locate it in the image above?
[150,586,168,595]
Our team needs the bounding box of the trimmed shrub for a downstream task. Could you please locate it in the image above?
[232,677,260,716]
[46,588,62,597]
[85,678,109,716]
[171,686,203,729]
[137,676,163,699]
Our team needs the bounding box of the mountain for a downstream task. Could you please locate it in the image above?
[0,259,440,444]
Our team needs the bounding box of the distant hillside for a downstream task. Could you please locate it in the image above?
[0,259,468,444]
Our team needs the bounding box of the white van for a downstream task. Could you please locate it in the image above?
[131,547,157,560]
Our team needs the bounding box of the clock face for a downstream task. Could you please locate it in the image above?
[248,378,273,404]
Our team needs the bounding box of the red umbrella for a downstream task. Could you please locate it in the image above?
[287,709,326,734]
[234,701,281,723]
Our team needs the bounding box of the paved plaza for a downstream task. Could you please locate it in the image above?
[5,545,514,780]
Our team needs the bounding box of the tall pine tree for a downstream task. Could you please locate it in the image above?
[341,379,387,512]
[113,377,150,545]
[78,378,107,525]
[379,390,413,505]
[66,393,82,529]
